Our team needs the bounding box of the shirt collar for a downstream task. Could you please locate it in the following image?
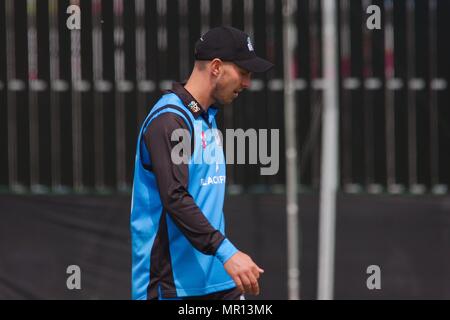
[167,82,206,119]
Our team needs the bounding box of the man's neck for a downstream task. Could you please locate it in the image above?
[184,76,214,112]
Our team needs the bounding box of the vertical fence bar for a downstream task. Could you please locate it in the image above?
[0,0,5,186]
[222,0,234,128]
[222,0,232,26]
[309,0,322,189]
[406,0,419,193]
[340,0,354,191]
[200,0,210,35]
[49,0,63,191]
[243,0,260,188]
[92,0,106,190]
[362,0,376,192]
[178,0,189,81]
[27,0,41,191]
[428,0,440,192]
[113,0,128,191]
[157,0,168,84]
[252,0,270,189]
[283,0,300,300]
[220,0,237,188]
[70,0,84,192]
[384,0,402,193]
[318,0,339,300]
[244,0,254,38]
[135,0,149,127]
[5,0,20,191]
[265,0,280,189]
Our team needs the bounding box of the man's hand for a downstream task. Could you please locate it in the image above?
[223,251,264,296]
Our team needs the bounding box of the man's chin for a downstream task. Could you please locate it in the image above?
[215,98,234,107]
[226,95,238,105]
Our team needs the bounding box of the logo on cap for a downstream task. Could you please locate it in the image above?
[247,37,254,52]
[188,101,201,113]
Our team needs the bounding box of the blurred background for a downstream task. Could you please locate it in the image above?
[0,0,449,299]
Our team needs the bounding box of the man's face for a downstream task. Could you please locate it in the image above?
[212,62,252,105]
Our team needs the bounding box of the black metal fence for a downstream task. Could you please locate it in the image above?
[0,0,449,194]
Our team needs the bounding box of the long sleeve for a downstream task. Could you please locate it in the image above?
[144,112,237,262]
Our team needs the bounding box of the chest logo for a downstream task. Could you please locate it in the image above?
[188,101,201,113]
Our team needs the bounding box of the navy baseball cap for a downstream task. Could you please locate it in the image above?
[194,26,274,73]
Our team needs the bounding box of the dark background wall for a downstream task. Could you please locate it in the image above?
[1,194,449,299]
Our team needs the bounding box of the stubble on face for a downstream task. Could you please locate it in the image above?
[212,63,246,106]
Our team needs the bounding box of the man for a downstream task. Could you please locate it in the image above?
[130,26,273,300]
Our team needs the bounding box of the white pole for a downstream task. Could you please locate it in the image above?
[282,0,300,300]
[317,0,339,300]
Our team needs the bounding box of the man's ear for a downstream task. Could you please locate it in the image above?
[210,58,223,77]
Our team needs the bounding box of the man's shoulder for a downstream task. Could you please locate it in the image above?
[153,91,184,109]
[145,111,190,135]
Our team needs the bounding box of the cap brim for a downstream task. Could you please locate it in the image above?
[234,56,274,73]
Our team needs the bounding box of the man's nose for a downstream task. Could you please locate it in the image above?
[241,75,251,89]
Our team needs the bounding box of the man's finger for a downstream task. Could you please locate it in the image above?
[247,272,260,295]
[252,266,264,279]
[233,276,244,294]
[240,274,253,294]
